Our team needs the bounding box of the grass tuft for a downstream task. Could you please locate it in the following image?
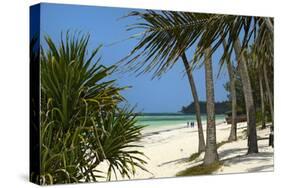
[177,152,202,164]
[176,162,222,176]
[188,152,202,162]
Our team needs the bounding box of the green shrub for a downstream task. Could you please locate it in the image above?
[38,34,147,185]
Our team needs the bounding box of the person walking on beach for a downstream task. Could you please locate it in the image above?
[187,121,190,128]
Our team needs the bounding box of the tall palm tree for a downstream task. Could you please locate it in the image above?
[246,48,267,129]
[226,59,237,141]
[181,15,273,154]
[252,17,274,127]
[222,39,237,141]
[182,53,205,152]
[263,63,274,126]
[203,47,219,165]
[121,11,206,153]
[233,39,258,153]
[259,65,266,129]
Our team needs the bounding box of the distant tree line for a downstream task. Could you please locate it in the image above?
[224,62,272,122]
[180,101,230,114]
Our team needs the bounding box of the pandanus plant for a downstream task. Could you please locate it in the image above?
[38,34,147,185]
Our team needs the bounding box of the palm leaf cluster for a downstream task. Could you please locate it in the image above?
[121,9,273,162]
[122,10,273,76]
[38,34,147,185]
[251,18,273,68]
[121,10,213,77]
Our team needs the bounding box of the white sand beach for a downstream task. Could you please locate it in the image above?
[98,121,274,180]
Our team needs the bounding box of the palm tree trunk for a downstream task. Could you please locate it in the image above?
[259,66,266,129]
[227,59,237,141]
[203,47,219,165]
[233,39,258,154]
[263,64,274,127]
[222,39,237,141]
[181,53,205,153]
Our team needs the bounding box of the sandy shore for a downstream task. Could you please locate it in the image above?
[97,120,274,180]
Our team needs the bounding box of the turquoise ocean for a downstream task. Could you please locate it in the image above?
[136,113,226,128]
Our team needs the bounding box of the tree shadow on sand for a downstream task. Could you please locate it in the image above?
[220,148,273,173]
[219,148,246,159]
[157,142,273,173]
[247,164,273,172]
[157,157,190,167]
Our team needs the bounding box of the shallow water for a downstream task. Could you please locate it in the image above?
[136,114,226,128]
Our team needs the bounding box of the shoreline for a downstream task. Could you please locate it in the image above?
[141,120,226,137]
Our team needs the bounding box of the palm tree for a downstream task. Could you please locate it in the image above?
[122,11,273,156]
[254,19,274,127]
[182,53,205,152]
[121,11,206,153]
[226,59,237,141]
[233,39,258,153]
[197,12,271,153]
[203,47,219,165]
[251,17,273,128]
[263,63,274,126]
[222,39,237,141]
[181,15,272,154]
[259,65,266,129]
[248,48,267,129]
[191,15,272,153]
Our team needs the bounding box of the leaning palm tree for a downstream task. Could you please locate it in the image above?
[38,33,147,185]
[120,11,205,153]
[246,47,266,129]
[232,38,258,153]
[181,53,205,152]
[222,39,237,141]
[263,63,274,126]
[259,65,266,129]
[226,59,237,141]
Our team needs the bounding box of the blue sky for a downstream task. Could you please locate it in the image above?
[37,3,229,113]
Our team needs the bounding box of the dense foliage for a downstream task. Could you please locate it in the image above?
[38,34,147,185]
[223,47,273,123]
[224,73,246,114]
[180,101,230,114]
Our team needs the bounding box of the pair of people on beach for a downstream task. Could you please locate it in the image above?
[187,121,195,128]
